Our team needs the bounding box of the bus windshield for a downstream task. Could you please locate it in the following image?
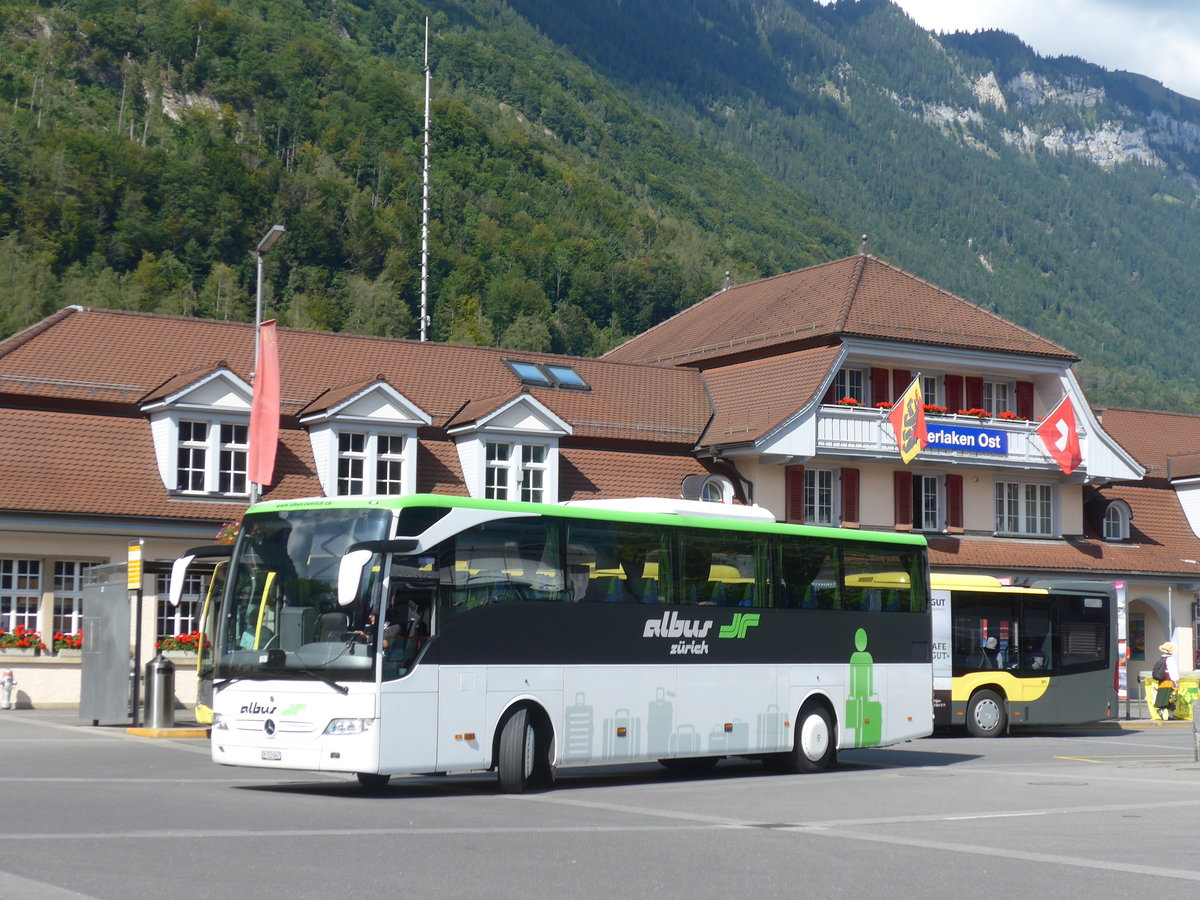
[215,506,392,683]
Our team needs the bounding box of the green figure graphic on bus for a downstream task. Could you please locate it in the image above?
[846,627,882,748]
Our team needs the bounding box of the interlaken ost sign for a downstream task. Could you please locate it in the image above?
[924,423,1008,454]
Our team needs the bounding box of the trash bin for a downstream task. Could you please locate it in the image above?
[144,652,175,729]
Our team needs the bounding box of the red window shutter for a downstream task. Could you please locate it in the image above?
[893,471,913,528]
[786,465,805,522]
[944,375,963,412]
[841,468,860,525]
[892,369,911,396]
[1016,381,1034,419]
[965,376,984,410]
[821,382,835,404]
[870,367,891,405]
[946,474,964,530]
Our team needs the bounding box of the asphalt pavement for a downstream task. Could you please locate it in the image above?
[2,708,1199,899]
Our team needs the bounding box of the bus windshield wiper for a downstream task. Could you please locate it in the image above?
[292,666,350,695]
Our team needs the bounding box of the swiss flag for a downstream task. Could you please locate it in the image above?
[1036,396,1082,474]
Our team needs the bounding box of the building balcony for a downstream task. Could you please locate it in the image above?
[818,403,1060,469]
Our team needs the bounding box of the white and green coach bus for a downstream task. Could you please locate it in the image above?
[175,494,933,792]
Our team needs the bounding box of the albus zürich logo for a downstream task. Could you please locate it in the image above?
[643,611,759,655]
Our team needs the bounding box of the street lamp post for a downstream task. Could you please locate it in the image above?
[253,224,286,376]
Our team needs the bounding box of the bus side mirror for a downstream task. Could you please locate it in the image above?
[338,549,374,607]
[168,545,233,607]
[168,555,196,608]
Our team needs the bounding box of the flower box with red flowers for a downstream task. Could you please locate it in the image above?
[836,397,862,407]
[0,623,46,654]
[155,630,203,654]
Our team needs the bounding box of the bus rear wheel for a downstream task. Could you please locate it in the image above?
[966,689,1007,738]
[775,704,835,774]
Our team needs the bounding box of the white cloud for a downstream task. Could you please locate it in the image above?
[889,0,1200,100]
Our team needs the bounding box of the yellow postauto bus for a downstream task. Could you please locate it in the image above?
[931,575,1116,736]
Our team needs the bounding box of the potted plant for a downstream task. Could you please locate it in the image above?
[0,624,46,655]
[156,630,203,658]
[54,630,83,657]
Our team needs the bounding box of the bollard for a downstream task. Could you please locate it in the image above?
[143,653,176,729]
[1,670,14,710]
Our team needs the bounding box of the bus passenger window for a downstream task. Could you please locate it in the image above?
[777,539,837,609]
[565,520,667,604]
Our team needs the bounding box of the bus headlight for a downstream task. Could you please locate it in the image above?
[212,713,228,731]
[324,718,375,736]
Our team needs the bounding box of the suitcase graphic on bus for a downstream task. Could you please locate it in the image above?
[647,687,674,756]
[756,704,783,751]
[602,708,640,760]
[670,723,701,754]
[708,720,749,753]
[564,692,594,762]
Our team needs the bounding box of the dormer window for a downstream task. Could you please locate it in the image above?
[449,393,570,503]
[335,431,410,496]
[485,441,549,502]
[174,420,248,495]
[142,366,255,499]
[1103,501,1131,541]
[300,379,430,498]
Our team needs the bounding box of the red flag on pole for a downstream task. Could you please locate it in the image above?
[248,320,280,487]
[1036,395,1082,474]
[888,377,928,464]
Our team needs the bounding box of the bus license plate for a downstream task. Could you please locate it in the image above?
[261,750,281,761]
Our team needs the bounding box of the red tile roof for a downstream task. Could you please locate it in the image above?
[603,255,1076,367]
[0,307,711,443]
[0,407,248,523]
[701,345,841,447]
[0,308,722,519]
[1097,407,1200,478]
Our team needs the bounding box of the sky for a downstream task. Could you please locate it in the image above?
[885,1,1200,101]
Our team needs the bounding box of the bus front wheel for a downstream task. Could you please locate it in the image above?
[497,707,539,793]
[356,772,391,791]
[966,689,1007,738]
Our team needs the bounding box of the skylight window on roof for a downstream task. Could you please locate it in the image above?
[543,364,589,389]
[507,360,550,385]
[504,359,591,391]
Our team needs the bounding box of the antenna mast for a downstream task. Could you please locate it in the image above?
[420,17,432,341]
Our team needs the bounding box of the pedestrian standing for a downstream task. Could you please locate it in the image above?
[1152,641,1180,720]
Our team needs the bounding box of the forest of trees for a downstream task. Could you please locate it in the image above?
[0,0,845,358]
[4,0,1200,411]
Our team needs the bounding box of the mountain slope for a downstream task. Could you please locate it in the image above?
[4,0,1200,412]
[505,0,1200,411]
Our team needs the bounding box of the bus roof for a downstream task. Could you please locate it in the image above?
[931,574,1046,594]
[248,493,928,547]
